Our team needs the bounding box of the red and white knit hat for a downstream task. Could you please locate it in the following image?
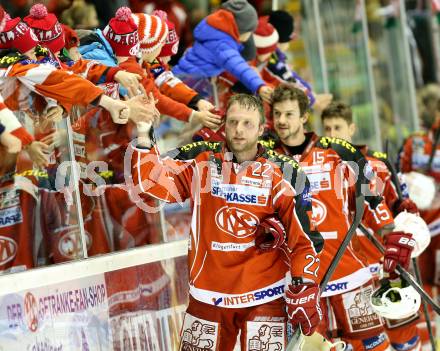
[153,10,179,58]
[253,16,279,55]
[132,13,168,55]
[23,4,65,53]
[103,7,139,57]
[0,15,39,53]
[0,6,6,32]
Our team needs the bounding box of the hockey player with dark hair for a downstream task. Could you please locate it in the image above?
[321,101,428,351]
[129,93,324,350]
[398,90,440,349]
[260,84,400,350]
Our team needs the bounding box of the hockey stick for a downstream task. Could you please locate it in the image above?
[286,194,365,351]
[359,224,440,315]
[384,140,437,349]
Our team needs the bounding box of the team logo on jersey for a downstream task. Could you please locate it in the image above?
[247,322,285,351]
[24,292,39,332]
[343,286,382,332]
[0,236,17,265]
[180,315,218,351]
[215,206,259,238]
[311,199,327,226]
[57,228,92,259]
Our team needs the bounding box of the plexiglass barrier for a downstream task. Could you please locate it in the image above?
[0,102,192,349]
[302,0,382,149]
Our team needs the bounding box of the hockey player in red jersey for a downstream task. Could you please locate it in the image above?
[321,101,424,351]
[260,85,404,350]
[399,93,440,349]
[129,93,323,350]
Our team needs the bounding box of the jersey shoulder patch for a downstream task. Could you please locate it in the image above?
[367,149,388,161]
[316,136,362,161]
[263,149,307,191]
[172,141,222,160]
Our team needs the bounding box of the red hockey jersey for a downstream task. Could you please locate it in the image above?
[131,141,322,308]
[260,133,384,296]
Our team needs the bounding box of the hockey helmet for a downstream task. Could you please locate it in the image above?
[403,172,435,210]
[394,211,431,257]
[370,278,421,320]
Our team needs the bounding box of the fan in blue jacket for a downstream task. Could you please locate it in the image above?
[172,0,273,102]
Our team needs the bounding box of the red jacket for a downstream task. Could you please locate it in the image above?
[118,58,192,122]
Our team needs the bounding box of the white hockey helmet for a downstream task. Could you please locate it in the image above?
[302,333,346,351]
[403,172,436,210]
[394,211,431,257]
[370,279,421,320]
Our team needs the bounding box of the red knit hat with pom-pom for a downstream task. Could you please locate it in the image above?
[153,10,179,58]
[253,16,279,55]
[0,14,39,53]
[103,7,139,57]
[23,3,65,53]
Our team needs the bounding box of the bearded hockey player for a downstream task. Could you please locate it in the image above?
[130,93,323,350]
[321,101,428,351]
[260,85,406,351]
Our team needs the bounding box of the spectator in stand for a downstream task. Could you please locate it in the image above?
[266,10,332,110]
[61,0,99,29]
[172,0,274,103]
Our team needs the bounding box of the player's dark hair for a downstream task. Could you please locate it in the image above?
[272,84,309,117]
[321,101,353,124]
[226,93,266,125]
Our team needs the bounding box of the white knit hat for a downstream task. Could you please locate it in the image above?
[131,13,168,54]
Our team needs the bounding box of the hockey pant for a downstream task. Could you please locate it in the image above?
[179,296,287,351]
[318,282,391,351]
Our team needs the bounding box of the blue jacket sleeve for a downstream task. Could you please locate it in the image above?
[215,41,265,94]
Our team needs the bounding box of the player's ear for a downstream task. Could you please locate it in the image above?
[300,112,309,125]
[258,123,265,137]
[349,122,356,138]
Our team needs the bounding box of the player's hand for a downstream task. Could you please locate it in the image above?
[126,93,159,124]
[98,95,129,124]
[313,93,333,111]
[255,216,286,253]
[0,129,22,153]
[25,141,49,168]
[258,85,273,104]
[191,110,222,129]
[392,198,419,216]
[196,99,214,112]
[114,71,143,98]
[383,231,415,279]
[286,282,322,336]
[39,129,67,150]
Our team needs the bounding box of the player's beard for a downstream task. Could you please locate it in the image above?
[275,123,302,145]
[226,133,259,156]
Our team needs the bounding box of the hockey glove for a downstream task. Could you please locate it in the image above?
[392,198,419,216]
[192,124,226,142]
[286,282,322,336]
[255,216,286,252]
[383,231,415,279]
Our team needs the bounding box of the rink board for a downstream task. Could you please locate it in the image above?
[0,241,189,351]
